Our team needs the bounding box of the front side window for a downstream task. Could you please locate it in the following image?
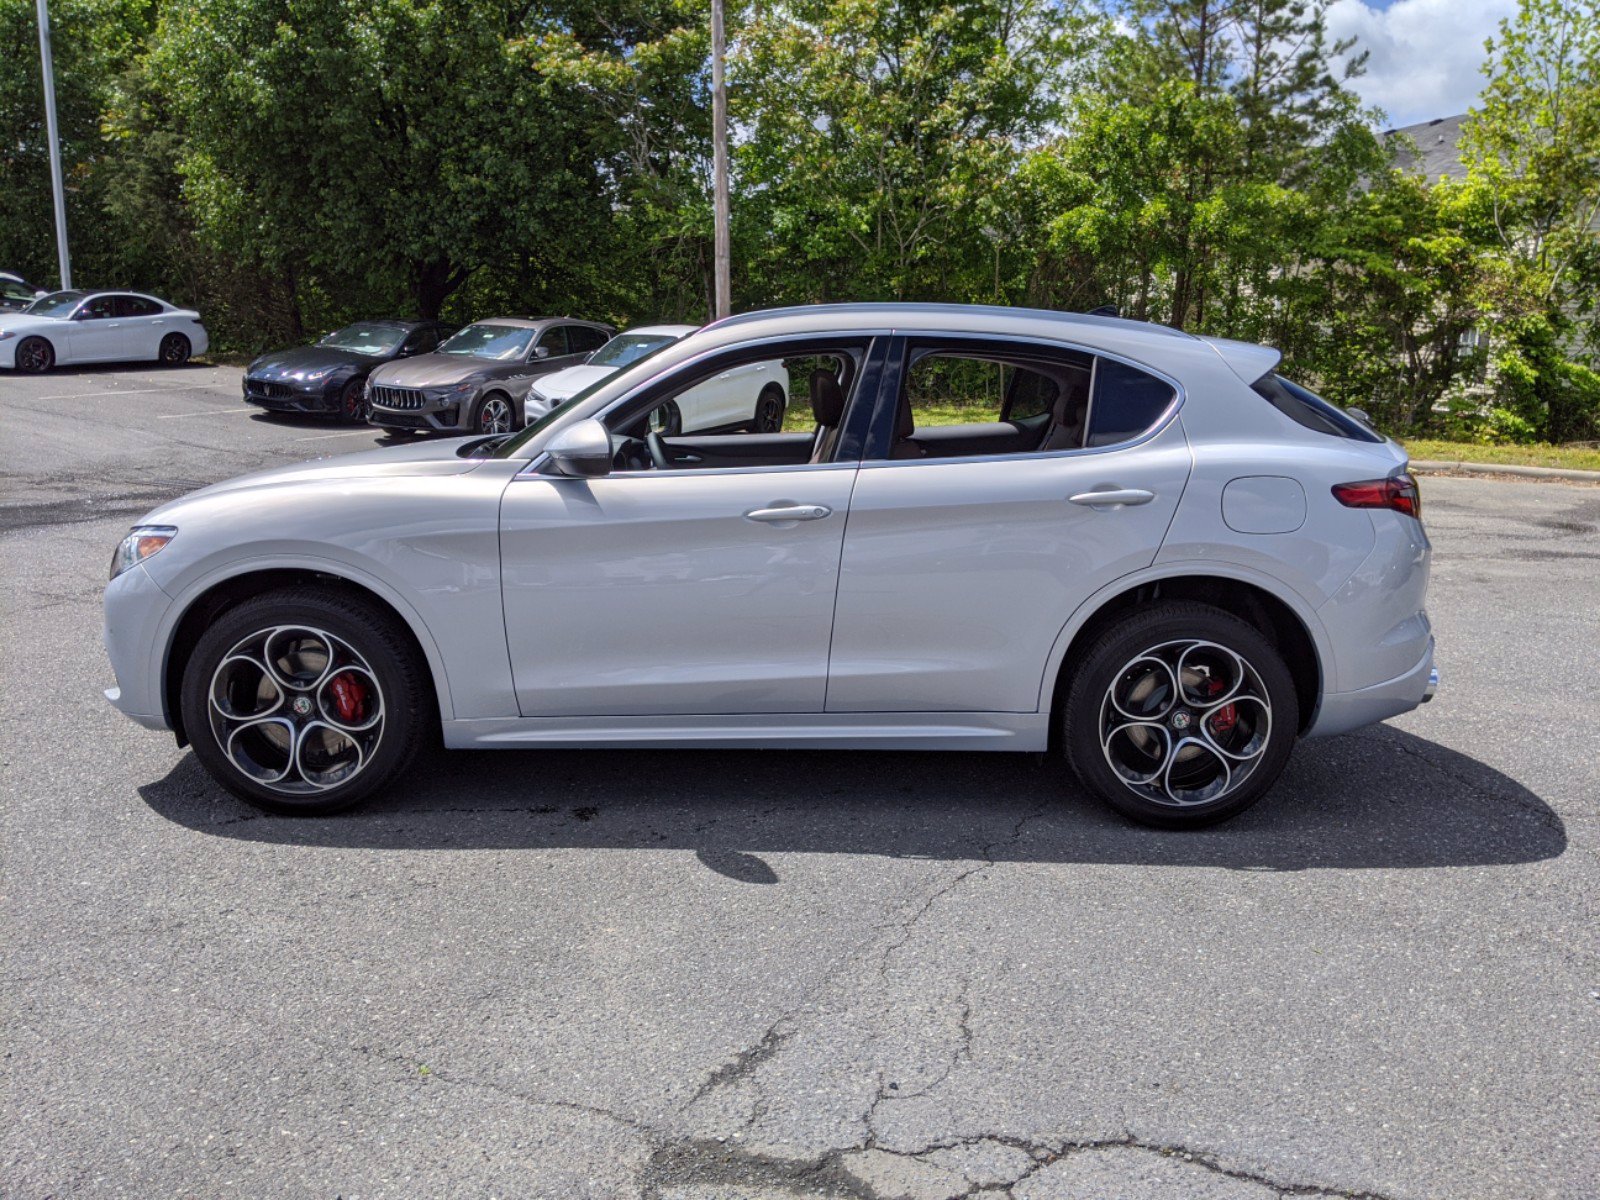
[438,323,535,361]
[321,322,408,356]
[537,327,568,357]
[80,295,118,320]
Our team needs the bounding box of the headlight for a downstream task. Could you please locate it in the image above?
[110,526,177,580]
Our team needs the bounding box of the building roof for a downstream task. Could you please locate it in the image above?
[1385,114,1470,181]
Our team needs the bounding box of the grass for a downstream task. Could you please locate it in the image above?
[1399,439,1600,473]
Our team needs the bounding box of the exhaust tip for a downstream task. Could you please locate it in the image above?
[1422,667,1440,703]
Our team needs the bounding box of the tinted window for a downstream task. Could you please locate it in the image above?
[116,296,162,317]
[1251,372,1382,442]
[2,279,37,302]
[80,296,118,320]
[401,327,439,354]
[568,325,610,354]
[538,327,569,356]
[1086,359,1176,447]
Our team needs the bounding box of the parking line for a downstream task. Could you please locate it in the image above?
[296,429,380,442]
[156,407,256,419]
[33,384,225,401]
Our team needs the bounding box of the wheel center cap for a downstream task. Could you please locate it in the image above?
[292,696,314,717]
[1170,709,1194,731]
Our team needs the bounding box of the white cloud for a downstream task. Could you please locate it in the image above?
[1327,0,1517,128]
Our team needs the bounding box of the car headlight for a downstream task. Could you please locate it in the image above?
[110,525,177,580]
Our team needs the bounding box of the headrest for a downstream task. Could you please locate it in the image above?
[895,398,915,439]
[810,369,845,425]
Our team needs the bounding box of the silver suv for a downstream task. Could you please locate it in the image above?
[365,317,613,435]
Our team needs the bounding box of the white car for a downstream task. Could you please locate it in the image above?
[0,290,209,372]
[102,303,1436,828]
[526,324,790,433]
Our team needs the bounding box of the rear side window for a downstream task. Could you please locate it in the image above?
[116,296,162,317]
[1086,359,1177,447]
[568,325,609,354]
[1251,373,1382,442]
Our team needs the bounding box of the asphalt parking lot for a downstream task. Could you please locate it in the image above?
[2,363,1597,1199]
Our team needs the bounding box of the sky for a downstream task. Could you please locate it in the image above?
[1325,0,1519,129]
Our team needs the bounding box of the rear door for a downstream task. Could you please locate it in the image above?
[824,335,1193,714]
[115,295,167,358]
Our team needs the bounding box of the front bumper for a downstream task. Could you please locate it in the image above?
[368,389,470,432]
[243,377,339,413]
[103,562,176,730]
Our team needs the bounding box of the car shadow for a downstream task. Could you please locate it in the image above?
[137,726,1565,878]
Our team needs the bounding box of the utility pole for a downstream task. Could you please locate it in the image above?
[35,0,72,290]
[710,0,730,320]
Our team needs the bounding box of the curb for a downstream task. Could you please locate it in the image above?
[1409,458,1600,483]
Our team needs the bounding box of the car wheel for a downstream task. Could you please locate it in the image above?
[647,399,683,437]
[753,384,787,433]
[474,392,515,435]
[159,333,191,366]
[15,336,54,373]
[1061,601,1299,829]
[338,378,368,424]
[179,586,432,815]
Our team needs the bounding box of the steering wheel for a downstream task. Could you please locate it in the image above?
[646,429,671,471]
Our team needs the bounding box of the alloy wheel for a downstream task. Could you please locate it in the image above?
[1099,639,1272,807]
[208,624,385,795]
[479,396,513,434]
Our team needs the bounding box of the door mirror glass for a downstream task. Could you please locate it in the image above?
[534,344,551,359]
[546,418,612,477]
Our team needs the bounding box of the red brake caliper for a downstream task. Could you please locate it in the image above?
[328,672,368,724]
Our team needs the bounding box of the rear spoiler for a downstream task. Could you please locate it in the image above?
[1200,336,1281,386]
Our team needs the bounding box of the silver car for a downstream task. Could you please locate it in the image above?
[103,304,1436,828]
[365,316,613,435]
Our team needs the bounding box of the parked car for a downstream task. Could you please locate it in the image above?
[243,320,455,423]
[525,324,788,432]
[365,317,614,436]
[0,290,208,372]
[1,272,45,312]
[102,303,1436,828]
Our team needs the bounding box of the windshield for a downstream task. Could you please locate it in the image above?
[438,323,533,361]
[1,279,35,302]
[590,332,679,368]
[23,290,86,318]
[318,322,407,356]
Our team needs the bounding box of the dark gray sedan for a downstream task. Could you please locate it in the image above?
[365,317,614,435]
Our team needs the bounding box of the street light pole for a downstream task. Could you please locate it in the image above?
[35,0,72,290]
[710,0,730,320]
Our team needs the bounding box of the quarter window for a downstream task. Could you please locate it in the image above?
[1085,359,1177,447]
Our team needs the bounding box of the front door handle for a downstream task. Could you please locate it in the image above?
[744,503,832,523]
[1069,487,1156,509]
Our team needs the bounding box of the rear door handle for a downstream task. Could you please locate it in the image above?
[744,503,832,523]
[1069,488,1155,509]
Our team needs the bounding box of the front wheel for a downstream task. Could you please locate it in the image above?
[473,392,516,435]
[15,336,54,373]
[1061,601,1299,828]
[338,378,369,424]
[179,586,432,815]
[159,332,191,366]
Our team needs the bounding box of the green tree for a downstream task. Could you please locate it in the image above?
[1460,0,1600,441]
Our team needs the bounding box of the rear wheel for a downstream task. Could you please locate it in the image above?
[15,336,53,373]
[1061,601,1299,828]
[159,332,191,366]
[179,586,431,815]
[753,384,787,433]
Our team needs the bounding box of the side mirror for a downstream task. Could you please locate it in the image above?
[546,418,612,478]
[535,344,551,360]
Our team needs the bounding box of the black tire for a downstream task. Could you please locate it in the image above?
[473,391,516,435]
[1061,601,1299,829]
[338,378,369,424]
[159,332,191,366]
[753,384,787,433]
[647,399,683,436]
[15,336,54,373]
[179,586,432,815]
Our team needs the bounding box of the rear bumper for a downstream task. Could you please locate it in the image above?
[1306,638,1436,738]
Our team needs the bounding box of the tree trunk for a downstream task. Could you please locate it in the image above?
[412,259,469,320]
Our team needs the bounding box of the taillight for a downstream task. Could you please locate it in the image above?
[1332,473,1421,518]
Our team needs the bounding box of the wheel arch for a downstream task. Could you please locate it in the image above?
[1042,567,1326,744]
[160,564,451,747]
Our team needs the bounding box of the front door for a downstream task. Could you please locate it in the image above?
[65,295,126,363]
